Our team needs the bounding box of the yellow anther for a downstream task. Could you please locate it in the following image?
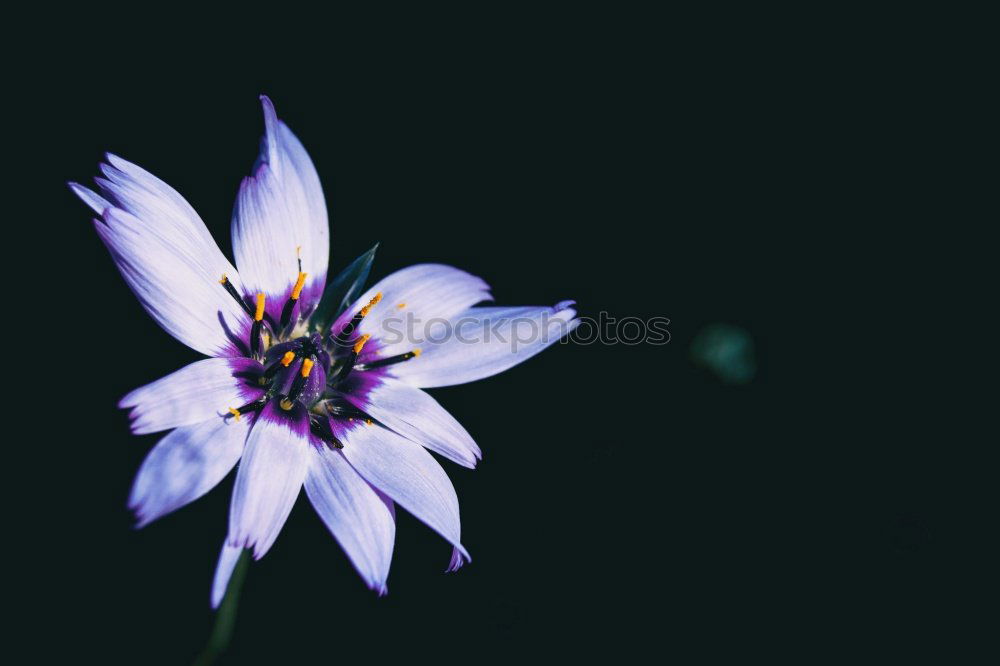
[280,351,295,367]
[279,398,294,411]
[412,348,422,357]
[301,358,315,378]
[396,302,406,310]
[353,333,371,354]
[254,293,266,321]
[220,274,229,285]
[359,292,383,317]
[227,407,241,422]
[291,272,307,300]
[365,418,373,426]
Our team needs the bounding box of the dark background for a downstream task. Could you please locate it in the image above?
[11,10,974,664]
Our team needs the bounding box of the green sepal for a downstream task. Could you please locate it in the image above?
[311,242,379,333]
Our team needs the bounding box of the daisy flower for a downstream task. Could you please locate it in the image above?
[69,96,577,605]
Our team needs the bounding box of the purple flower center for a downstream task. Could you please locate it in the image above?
[223,287,422,449]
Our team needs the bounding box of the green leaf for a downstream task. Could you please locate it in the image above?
[311,242,379,333]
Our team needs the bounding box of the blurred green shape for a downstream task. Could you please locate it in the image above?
[690,324,756,384]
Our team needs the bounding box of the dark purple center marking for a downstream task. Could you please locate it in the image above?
[220,282,422,449]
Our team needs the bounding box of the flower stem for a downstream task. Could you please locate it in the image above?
[192,549,251,666]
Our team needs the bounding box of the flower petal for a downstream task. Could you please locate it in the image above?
[276,116,329,284]
[119,358,263,435]
[338,421,470,566]
[304,446,396,594]
[88,210,249,357]
[129,415,249,527]
[331,264,492,351]
[70,157,249,357]
[231,96,329,314]
[211,542,244,609]
[388,301,579,388]
[99,153,224,251]
[228,402,310,559]
[342,377,481,468]
[446,546,466,573]
[68,181,111,214]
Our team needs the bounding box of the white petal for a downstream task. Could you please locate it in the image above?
[339,422,470,565]
[331,264,491,353]
[70,157,249,357]
[276,120,329,281]
[119,358,261,434]
[228,403,310,558]
[389,302,578,388]
[344,377,480,468]
[68,181,111,214]
[231,96,329,305]
[100,153,221,250]
[304,447,395,594]
[211,542,245,609]
[88,205,248,357]
[129,416,249,527]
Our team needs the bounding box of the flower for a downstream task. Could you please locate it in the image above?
[69,96,577,605]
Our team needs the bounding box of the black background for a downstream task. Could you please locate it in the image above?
[11,10,973,664]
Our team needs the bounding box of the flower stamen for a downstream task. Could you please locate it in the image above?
[281,356,315,409]
[279,271,309,329]
[353,334,371,355]
[225,397,266,421]
[254,293,266,321]
[250,293,266,357]
[219,274,254,317]
[291,272,307,300]
[360,292,383,317]
[259,350,296,385]
[330,334,370,384]
[324,400,369,421]
[334,292,383,347]
[356,348,421,370]
[309,414,343,449]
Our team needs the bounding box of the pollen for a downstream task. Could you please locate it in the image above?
[412,348,422,357]
[280,351,295,367]
[227,407,241,422]
[291,272,307,300]
[353,333,371,354]
[301,358,315,377]
[396,302,406,309]
[365,418,373,426]
[219,274,229,285]
[254,293,266,321]
[279,398,294,411]
[359,292,383,317]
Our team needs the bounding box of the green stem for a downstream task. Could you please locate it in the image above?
[192,549,251,666]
